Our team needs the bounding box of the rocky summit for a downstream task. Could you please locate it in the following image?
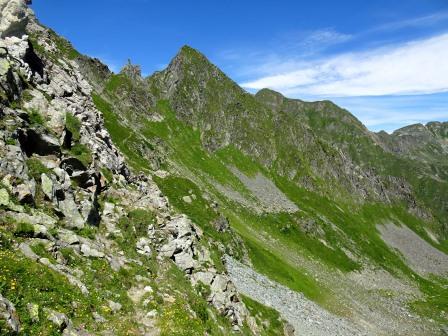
[0,1,447,335]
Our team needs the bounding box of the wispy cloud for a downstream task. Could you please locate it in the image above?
[241,33,448,97]
[372,11,448,33]
[216,28,352,77]
[298,29,352,47]
[279,28,352,54]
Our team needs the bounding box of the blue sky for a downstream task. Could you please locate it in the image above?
[31,0,448,133]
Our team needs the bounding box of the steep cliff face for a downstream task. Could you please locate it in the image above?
[1,2,447,336]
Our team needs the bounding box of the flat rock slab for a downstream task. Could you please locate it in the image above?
[225,256,369,336]
[378,223,448,276]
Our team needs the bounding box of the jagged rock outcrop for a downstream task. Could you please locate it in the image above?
[158,215,250,328]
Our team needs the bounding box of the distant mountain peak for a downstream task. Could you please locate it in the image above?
[177,44,204,57]
[169,44,213,69]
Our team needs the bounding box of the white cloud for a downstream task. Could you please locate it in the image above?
[241,33,448,97]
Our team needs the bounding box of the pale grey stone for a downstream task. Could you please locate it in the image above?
[41,173,54,200]
[107,300,122,313]
[57,229,80,245]
[159,240,177,257]
[14,180,35,203]
[191,271,215,286]
[80,243,104,258]
[174,251,195,271]
[211,274,228,293]
[182,195,192,203]
[136,237,152,256]
[58,197,85,228]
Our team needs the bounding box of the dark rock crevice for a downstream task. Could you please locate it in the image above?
[17,128,60,156]
[23,42,44,78]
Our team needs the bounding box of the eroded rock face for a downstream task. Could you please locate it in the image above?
[0,7,132,231]
[0,0,32,38]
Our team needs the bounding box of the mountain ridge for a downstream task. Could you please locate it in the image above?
[144,45,446,228]
[0,2,447,335]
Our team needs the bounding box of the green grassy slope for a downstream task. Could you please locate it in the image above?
[91,74,447,323]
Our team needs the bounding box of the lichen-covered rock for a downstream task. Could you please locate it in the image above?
[191,271,215,286]
[165,215,194,238]
[44,308,69,330]
[0,188,9,206]
[159,239,177,257]
[0,294,20,333]
[57,229,80,245]
[212,215,229,232]
[17,209,57,228]
[62,326,91,336]
[107,300,122,313]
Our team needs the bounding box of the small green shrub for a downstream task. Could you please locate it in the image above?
[113,209,156,258]
[28,109,45,126]
[242,295,283,335]
[118,209,154,239]
[69,143,92,167]
[59,247,80,267]
[9,99,21,109]
[21,90,34,103]
[65,112,81,141]
[101,168,114,183]
[26,158,50,180]
[73,226,97,240]
[14,222,35,237]
[128,209,155,237]
[191,298,209,322]
[195,283,211,300]
[31,243,54,260]
[5,138,16,145]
